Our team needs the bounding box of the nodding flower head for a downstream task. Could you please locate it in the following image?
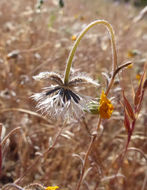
[31,20,118,121]
[31,70,99,121]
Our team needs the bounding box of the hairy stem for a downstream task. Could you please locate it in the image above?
[75,134,96,190]
[75,117,102,190]
[64,20,117,84]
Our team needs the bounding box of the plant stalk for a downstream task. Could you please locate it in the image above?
[74,20,118,190]
[64,20,117,84]
[75,134,96,190]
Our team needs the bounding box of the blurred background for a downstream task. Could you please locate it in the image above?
[0,0,147,190]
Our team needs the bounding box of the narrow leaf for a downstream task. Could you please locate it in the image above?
[134,82,142,107]
[113,61,132,79]
[143,78,147,90]
[0,124,2,176]
[0,144,1,176]
[123,91,135,120]
[134,70,146,107]
[124,108,131,133]
[136,78,147,113]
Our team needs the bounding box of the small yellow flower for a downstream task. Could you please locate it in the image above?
[71,35,77,41]
[99,90,114,119]
[136,74,141,81]
[74,14,79,19]
[127,63,133,69]
[127,49,139,58]
[45,186,59,190]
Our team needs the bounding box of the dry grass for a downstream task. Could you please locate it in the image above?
[0,0,147,190]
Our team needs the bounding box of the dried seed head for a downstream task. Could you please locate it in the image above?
[32,70,98,121]
[69,75,99,87]
[33,72,63,86]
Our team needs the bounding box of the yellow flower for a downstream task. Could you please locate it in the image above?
[71,35,77,41]
[99,90,114,119]
[127,63,133,69]
[127,49,139,58]
[45,186,59,190]
[136,74,141,81]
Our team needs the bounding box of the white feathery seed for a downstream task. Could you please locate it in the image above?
[31,70,99,121]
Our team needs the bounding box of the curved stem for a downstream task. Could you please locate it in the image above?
[73,20,117,190]
[0,108,51,124]
[1,184,24,190]
[105,61,132,95]
[64,20,117,84]
[1,127,21,146]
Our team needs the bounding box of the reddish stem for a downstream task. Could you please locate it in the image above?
[0,143,1,177]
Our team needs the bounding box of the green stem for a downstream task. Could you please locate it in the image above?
[64,20,117,84]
